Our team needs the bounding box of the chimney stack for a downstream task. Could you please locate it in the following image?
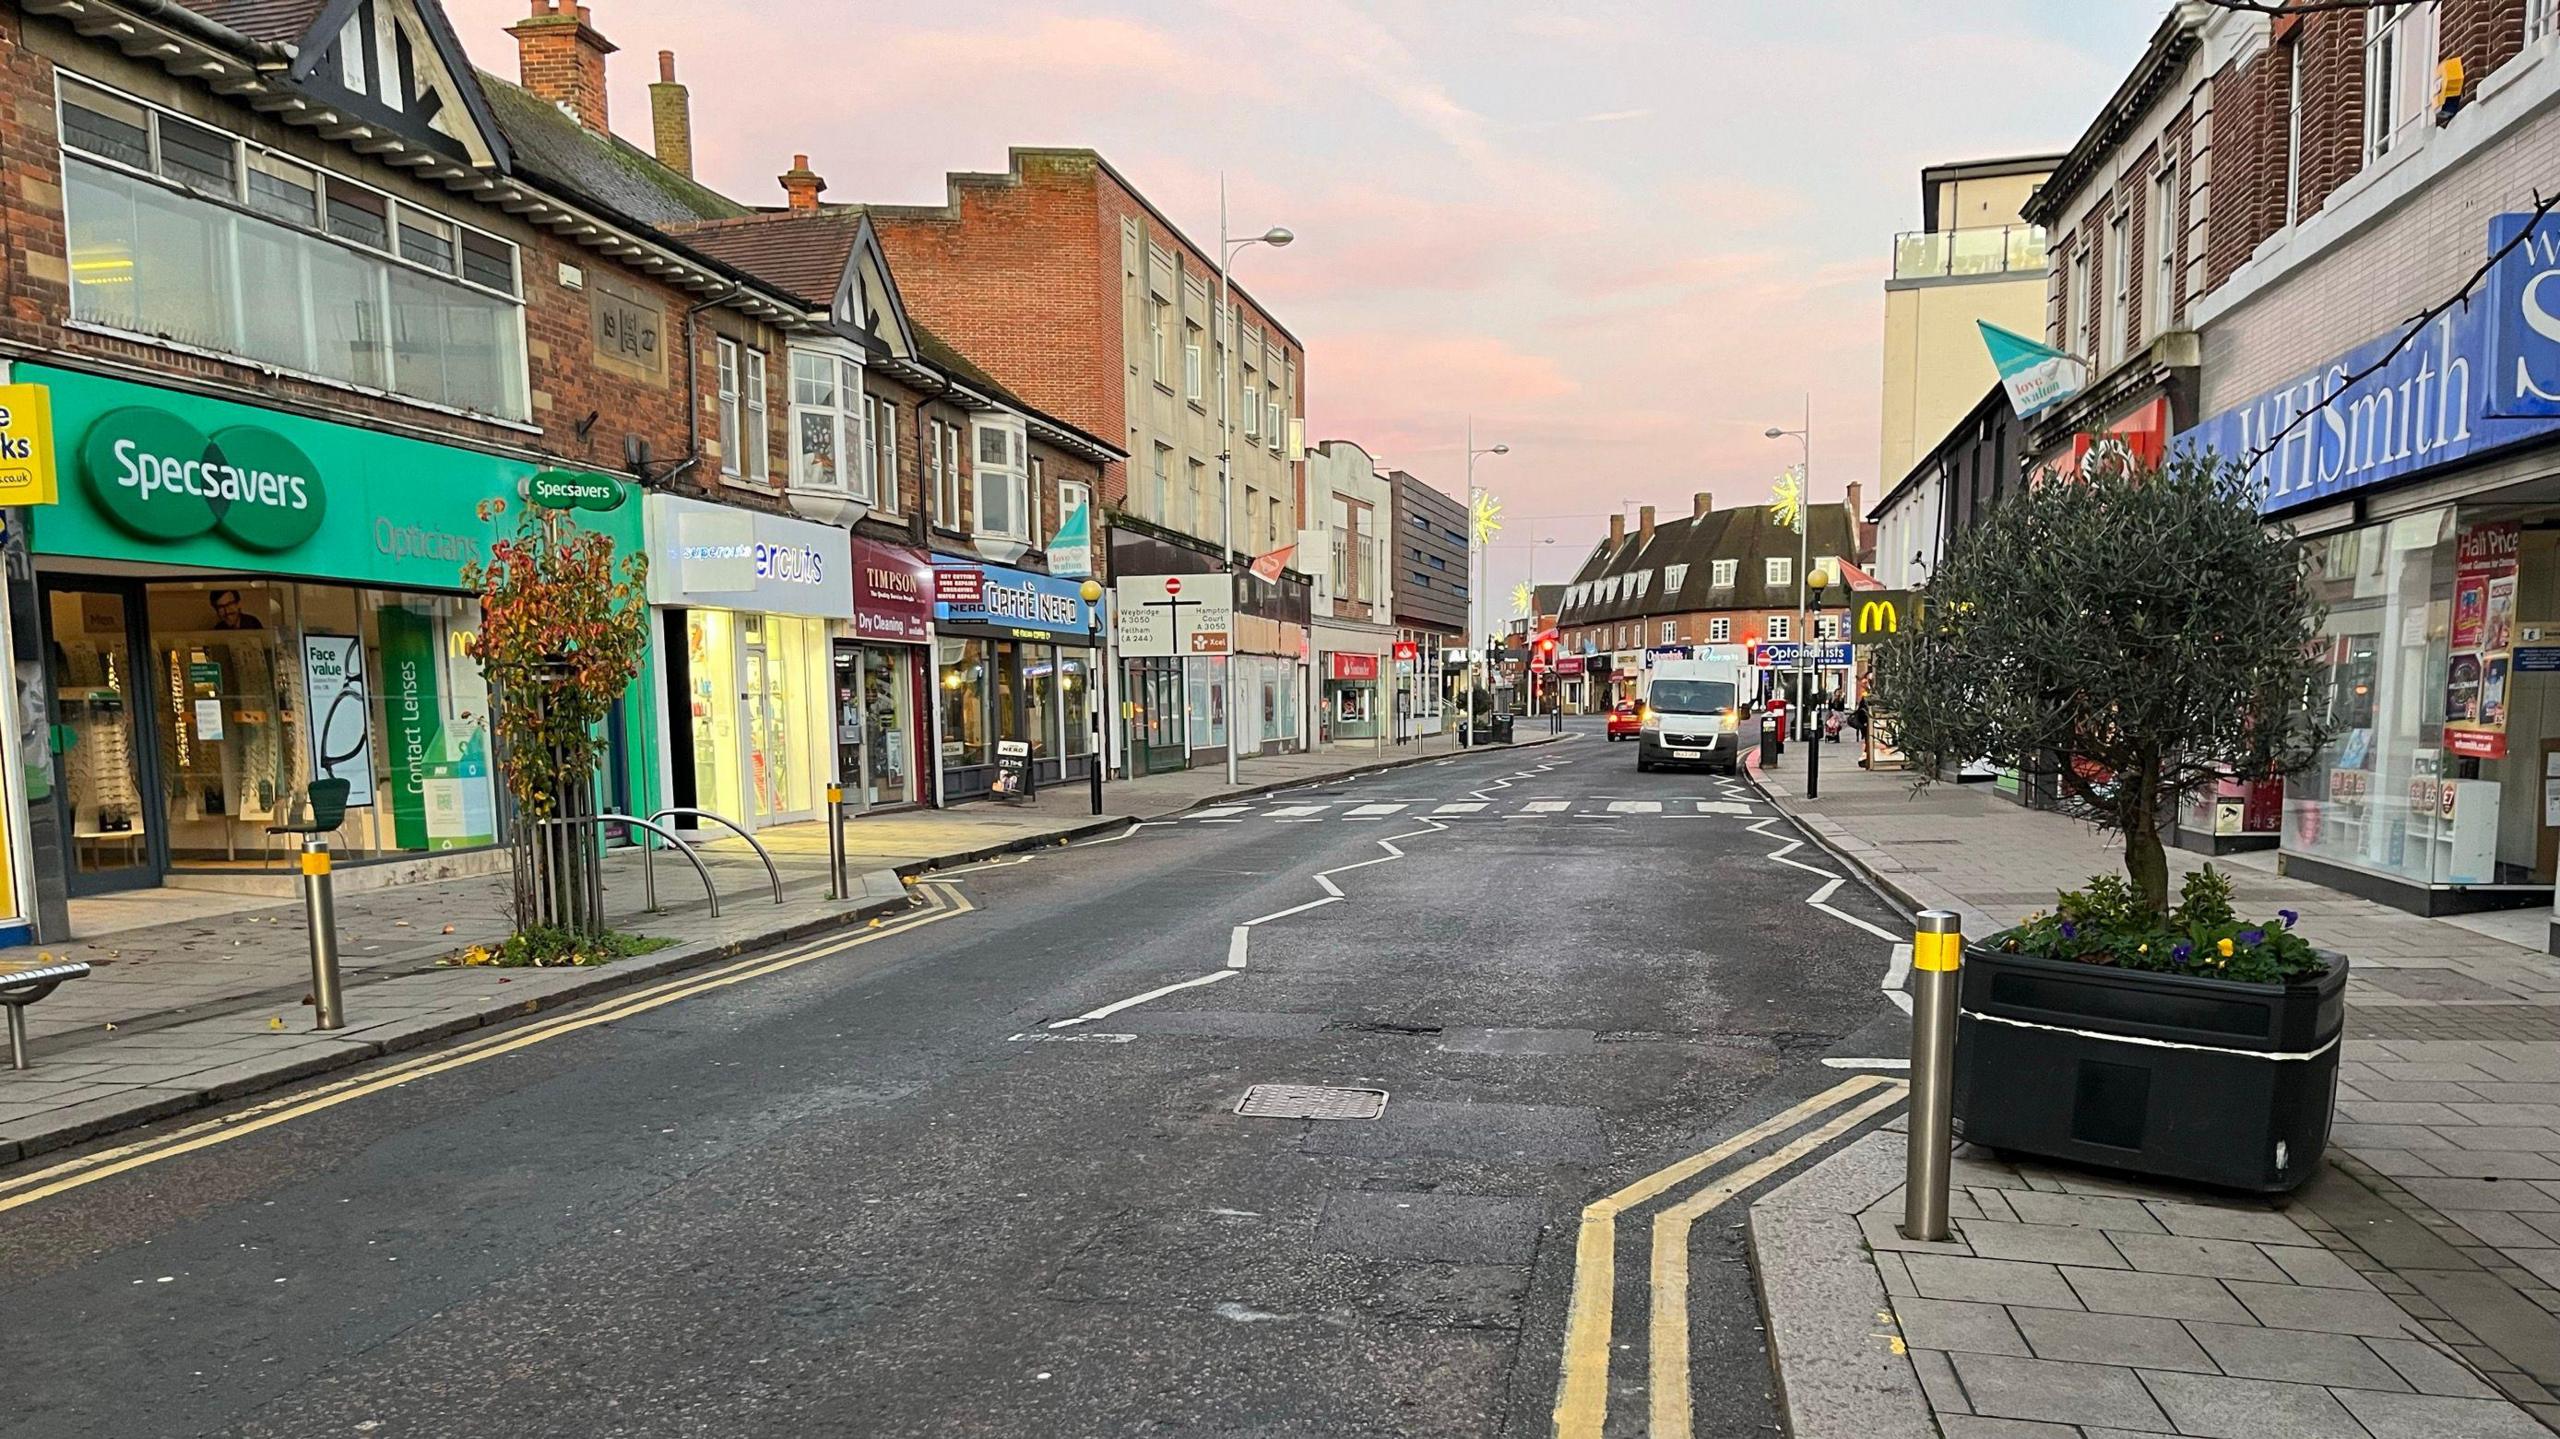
[507,0,616,134]
[1845,481,1864,522]
[1608,513,1625,546]
[1638,505,1656,544]
[650,50,692,178]
[781,154,827,212]
[1692,491,1714,518]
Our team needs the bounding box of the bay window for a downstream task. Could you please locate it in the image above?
[58,76,526,422]
[972,421,1029,541]
[789,350,868,498]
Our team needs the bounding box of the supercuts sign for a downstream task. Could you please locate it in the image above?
[2180,212,2560,515]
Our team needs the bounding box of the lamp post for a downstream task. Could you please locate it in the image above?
[1807,564,1833,800]
[1766,398,1812,738]
[1464,421,1508,747]
[1081,579,1106,816]
[1216,176,1293,787]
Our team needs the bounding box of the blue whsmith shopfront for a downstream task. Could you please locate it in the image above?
[2183,207,2560,938]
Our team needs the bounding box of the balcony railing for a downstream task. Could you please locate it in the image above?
[1891,224,2048,281]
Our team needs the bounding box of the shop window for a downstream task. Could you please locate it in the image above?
[58,76,526,421]
[939,637,991,768]
[1061,650,1093,757]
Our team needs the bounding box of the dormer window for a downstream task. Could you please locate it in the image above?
[1712,559,1738,588]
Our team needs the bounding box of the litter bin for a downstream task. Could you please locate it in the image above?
[1759,716,1781,769]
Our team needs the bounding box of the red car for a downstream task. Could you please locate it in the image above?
[1606,700,1642,741]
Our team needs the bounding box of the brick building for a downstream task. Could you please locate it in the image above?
[1388,469,1467,736]
[1556,492,1867,710]
[857,151,1316,767]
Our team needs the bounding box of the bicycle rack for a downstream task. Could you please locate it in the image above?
[546,813,721,919]
[647,807,785,908]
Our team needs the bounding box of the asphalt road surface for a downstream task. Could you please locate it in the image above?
[0,719,1914,1438]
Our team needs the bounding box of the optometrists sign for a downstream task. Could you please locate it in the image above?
[302,632,376,807]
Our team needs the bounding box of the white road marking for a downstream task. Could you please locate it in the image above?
[1817,902,1905,944]
[1009,1032,1138,1044]
[1607,800,1663,814]
[1244,896,1342,926]
[1192,806,1251,819]
[1346,803,1408,817]
[1228,926,1250,969]
[1820,1057,1910,1070]
[1695,800,1758,815]
[1433,802,1488,814]
[1047,970,1237,1028]
[1526,801,1571,814]
[1741,811,1915,1013]
[1266,804,1330,817]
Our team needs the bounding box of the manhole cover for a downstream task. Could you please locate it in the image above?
[1236,1084,1389,1120]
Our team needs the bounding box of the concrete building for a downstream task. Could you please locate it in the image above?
[1305,442,1398,746]
[1878,154,2062,494]
[1388,471,1468,736]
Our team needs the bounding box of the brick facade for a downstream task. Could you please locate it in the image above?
[505,0,613,134]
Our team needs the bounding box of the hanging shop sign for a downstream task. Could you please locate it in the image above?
[936,560,1095,641]
[24,366,641,587]
[526,468,625,512]
[1115,573,1234,656]
[2181,213,2560,515]
[0,382,59,506]
[850,537,934,644]
[1047,499,1093,579]
[642,492,852,618]
[2446,519,2520,759]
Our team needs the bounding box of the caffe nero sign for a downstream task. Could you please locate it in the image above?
[26,365,642,589]
[2180,212,2560,514]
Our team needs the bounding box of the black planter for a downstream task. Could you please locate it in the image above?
[1951,946,2348,1193]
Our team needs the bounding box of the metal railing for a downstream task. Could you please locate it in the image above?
[540,813,721,919]
[1890,224,2048,281]
[648,808,785,908]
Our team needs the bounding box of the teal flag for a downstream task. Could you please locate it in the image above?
[1979,321,2087,419]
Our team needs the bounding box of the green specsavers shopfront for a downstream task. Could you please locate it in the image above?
[20,365,652,900]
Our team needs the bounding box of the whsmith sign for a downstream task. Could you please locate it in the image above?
[2180,212,2560,515]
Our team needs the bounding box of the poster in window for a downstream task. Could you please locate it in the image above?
[301,633,375,806]
[2447,521,2520,759]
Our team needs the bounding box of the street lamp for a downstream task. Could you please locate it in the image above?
[1464,423,1508,748]
[1216,177,1293,788]
[1081,579,1107,816]
[1766,401,1812,739]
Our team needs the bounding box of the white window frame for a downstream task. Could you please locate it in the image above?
[1708,617,1731,643]
[2104,209,2129,368]
[1266,392,1282,453]
[925,417,964,527]
[1664,563,1689,593]
[970,419,1030,542]
[744,349,768,482]
[788,348,866,499]
[717,338,743,478]
[1060,478,1093,538]
[2285,40,2305,226]
[1816,614,1841,641]
[2149,163,2178,336]
[1659,621,1676,644]
[2365,7,2404,164]
[1030,456,1047,541]
[2535,0,2559,45]
[1152,445,1173,520]
[1240,368,1260,438]
[1184,328,1204,403]
[55,72,530,423]
[1766,557,1791,588]
[1767,614,1792,642]
[1150,296,1175,387]
[1711,559,1737,588]
[2072,246,2094,356]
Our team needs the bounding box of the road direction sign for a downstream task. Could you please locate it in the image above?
[1115,573,1233,657]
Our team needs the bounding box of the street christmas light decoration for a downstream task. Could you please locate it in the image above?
[1511,581,1535,618]
[1766,467,1805,533]
[1470,489,1504,546]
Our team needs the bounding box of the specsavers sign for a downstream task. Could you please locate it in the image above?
[24,365,641,586]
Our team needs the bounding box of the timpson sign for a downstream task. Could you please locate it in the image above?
[850,536,933,643]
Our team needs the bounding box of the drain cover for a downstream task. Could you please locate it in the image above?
[1236,1084,1389,1120]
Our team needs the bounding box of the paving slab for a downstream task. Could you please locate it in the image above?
[2137,1370,2366,1439]
[1946,1351,2170,1430]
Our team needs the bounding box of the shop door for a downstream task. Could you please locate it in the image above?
[861,647,914,806]
[41,580,164,895]
[1130,658,1186,776]
[740,615,818,827]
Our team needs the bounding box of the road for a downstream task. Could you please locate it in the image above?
[0,719,1913,1438]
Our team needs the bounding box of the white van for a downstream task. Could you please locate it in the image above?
[1635,654,1749,774]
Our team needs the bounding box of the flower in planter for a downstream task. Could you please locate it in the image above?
[2171,942,2192,965]
[2240,928,2265,946]
[2060,920,2078,941]
[2278,909,2299,929]
[2217,937,2235,958]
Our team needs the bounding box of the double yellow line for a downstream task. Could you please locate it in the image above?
[1552,1073,1909,1439]
[0,884,971,1216]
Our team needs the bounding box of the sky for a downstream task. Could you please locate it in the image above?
[447,0,2162,604]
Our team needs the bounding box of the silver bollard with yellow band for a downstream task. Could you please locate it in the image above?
[301,836,345,1031]
[1902,909,1962,1242]
[826,785,849,901]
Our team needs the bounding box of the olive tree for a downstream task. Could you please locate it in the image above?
[1865,447,2326,914]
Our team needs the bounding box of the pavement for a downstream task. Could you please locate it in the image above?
[0,725,1549,1165]
[1746,741,2560,1437]
[0,717,1923,1437]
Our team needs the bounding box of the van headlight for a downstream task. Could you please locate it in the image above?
[1717,710,1738,733]
[1639,707,1660,731]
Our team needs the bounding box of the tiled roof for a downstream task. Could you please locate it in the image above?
[477,72,750,227]
[1559,503,1862,627]
[191,0,326,43]
[666,212,859,307]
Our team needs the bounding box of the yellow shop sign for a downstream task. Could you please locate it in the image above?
[0,383,58,505]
